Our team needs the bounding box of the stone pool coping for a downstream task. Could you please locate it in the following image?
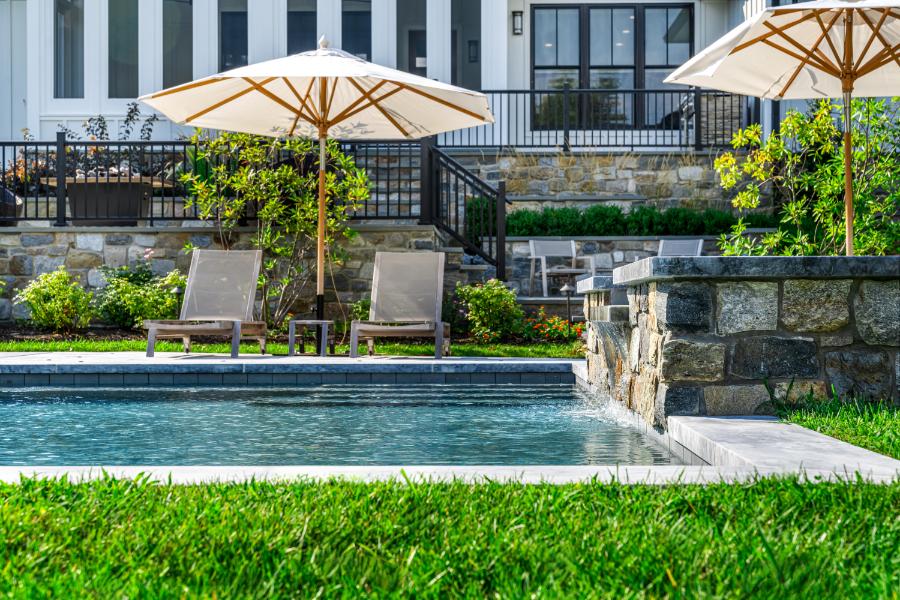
[0,353,578,386]
[2,352,898,484]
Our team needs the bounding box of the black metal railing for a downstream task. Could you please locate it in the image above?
[340,140,421,220]
[437,88,758,150]
[425,144,507,280]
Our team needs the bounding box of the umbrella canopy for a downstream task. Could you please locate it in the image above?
[665,0,900,255]
[140,38,493,320]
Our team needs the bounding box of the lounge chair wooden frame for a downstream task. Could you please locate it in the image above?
[143,250,266,358]
[349,252,450,359]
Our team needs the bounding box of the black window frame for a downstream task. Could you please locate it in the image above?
[530,3,693,130]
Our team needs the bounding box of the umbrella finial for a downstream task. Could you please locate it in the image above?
[318,36,329,49]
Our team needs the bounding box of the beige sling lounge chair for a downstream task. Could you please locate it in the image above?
[143,250,266,358]
[349,252,450,359]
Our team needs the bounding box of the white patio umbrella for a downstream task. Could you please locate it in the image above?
[140,37,493,319]
[665,0,900,255]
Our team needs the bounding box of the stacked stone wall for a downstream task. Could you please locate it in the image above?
[584,258,900,428]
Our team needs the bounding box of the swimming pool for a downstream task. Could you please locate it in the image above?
[0,385,678,466]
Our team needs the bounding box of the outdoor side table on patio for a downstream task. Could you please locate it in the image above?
[287,320,335,357]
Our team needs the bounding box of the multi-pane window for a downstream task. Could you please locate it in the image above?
[219,0,248,71]
[54,0,84,99]
[343,0,372,60]
[531,4,693,128]
[108,0,139,98]
[288,0,316,55]
[163,0,193,89]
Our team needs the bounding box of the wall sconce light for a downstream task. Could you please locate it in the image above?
[512,11,523,35]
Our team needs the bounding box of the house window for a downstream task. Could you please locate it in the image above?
[451,0,481,90]
[397,0,426,76]
[54,0,84,99]
[343,0,371,60]
[531,4,693,128]
[219,0,248,71]
[163,0,193,89]
[108,0,139,98]
[288,0,316,54]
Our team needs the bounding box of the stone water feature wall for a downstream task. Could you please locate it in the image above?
[582,257,900,429]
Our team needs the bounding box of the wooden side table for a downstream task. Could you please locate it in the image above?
[287,320,335,357]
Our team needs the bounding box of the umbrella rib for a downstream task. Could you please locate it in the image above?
[330,85,404,124]
[185,78,276,122]
[283,77,320,124]
[777,11,843,97]
[731,11,820,55]
[853,9,889,72]
[761,38,839,79]
[300,79,321,122]
[149,77,225,99]
[857,41,900,76]
[856,9,900,72]
[327,80,389,125]
[242,77,304,118]
[814,11,844,71]
[391,83,485,121]
[762,21,841,76]
[325,78,339,124]
[345,78,410,136]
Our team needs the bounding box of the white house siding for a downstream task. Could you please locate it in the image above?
[4,0,743,142]
[0,0,28,139]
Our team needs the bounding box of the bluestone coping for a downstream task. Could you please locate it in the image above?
[613,256,900,286]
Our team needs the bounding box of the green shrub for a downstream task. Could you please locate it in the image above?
[95,262,186,329]
[455,279,523,343]
[14,266,93,332]
[349,298,371,321]
[506,205,766,238]
[582,205,627,235]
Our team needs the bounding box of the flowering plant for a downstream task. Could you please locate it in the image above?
[524,307,583,342]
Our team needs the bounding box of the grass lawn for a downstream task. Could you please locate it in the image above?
[780,398,900,460]
[0,338,583,358]
[1,477,898,598]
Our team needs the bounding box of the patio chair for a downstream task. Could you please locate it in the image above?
[349,252,450,359]
[658,238,704,256]
[143,250,266,358]
[528,240,595,297]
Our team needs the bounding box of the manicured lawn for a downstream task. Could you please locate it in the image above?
[0,339,583,358]
[1,477,898,598]
[780,398,900,460]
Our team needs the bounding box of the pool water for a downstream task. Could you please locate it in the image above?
[0,385,678,466]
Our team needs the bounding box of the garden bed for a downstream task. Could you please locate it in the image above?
[0,477,897,597]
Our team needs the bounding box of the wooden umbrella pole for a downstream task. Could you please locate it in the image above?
[317,133,326,319]
[842,87,854,257]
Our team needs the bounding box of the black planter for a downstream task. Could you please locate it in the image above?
[68,181,152,226]
[0,186,22,227]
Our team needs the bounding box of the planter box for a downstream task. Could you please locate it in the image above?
[68,181,152,226]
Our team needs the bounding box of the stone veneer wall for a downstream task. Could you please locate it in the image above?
[0,224,469,321]
[450,151,734,211]
[583,257,900,429]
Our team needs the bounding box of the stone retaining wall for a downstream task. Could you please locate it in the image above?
[450,151,736,211]
[0,224,462,321]
[582,257,900,429]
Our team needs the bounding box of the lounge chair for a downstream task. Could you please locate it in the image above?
[658,238,704,256]
[143,249,267,358]
[349,252,450,359]
[528,239,595,297]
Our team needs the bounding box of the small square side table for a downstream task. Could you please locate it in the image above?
[287,320,335,357]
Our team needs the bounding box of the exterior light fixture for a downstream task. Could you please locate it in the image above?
[560,282,575,326]
[512,11,524,35]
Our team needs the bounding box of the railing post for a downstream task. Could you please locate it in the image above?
[693,88,703,151]
[562,83,571,153]
[495,181,506,281]
[54,131,67,226]
[418,136,435,225]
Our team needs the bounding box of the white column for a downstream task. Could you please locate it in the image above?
[371,0,395,67]
[138,0,161,96]
[273,0,288,57]
[249,0,280,63]
[25,0,41,135]
[193,0,218,78]
[317,0,341,48]
[426,0,450,82]
[480,0,508,89]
